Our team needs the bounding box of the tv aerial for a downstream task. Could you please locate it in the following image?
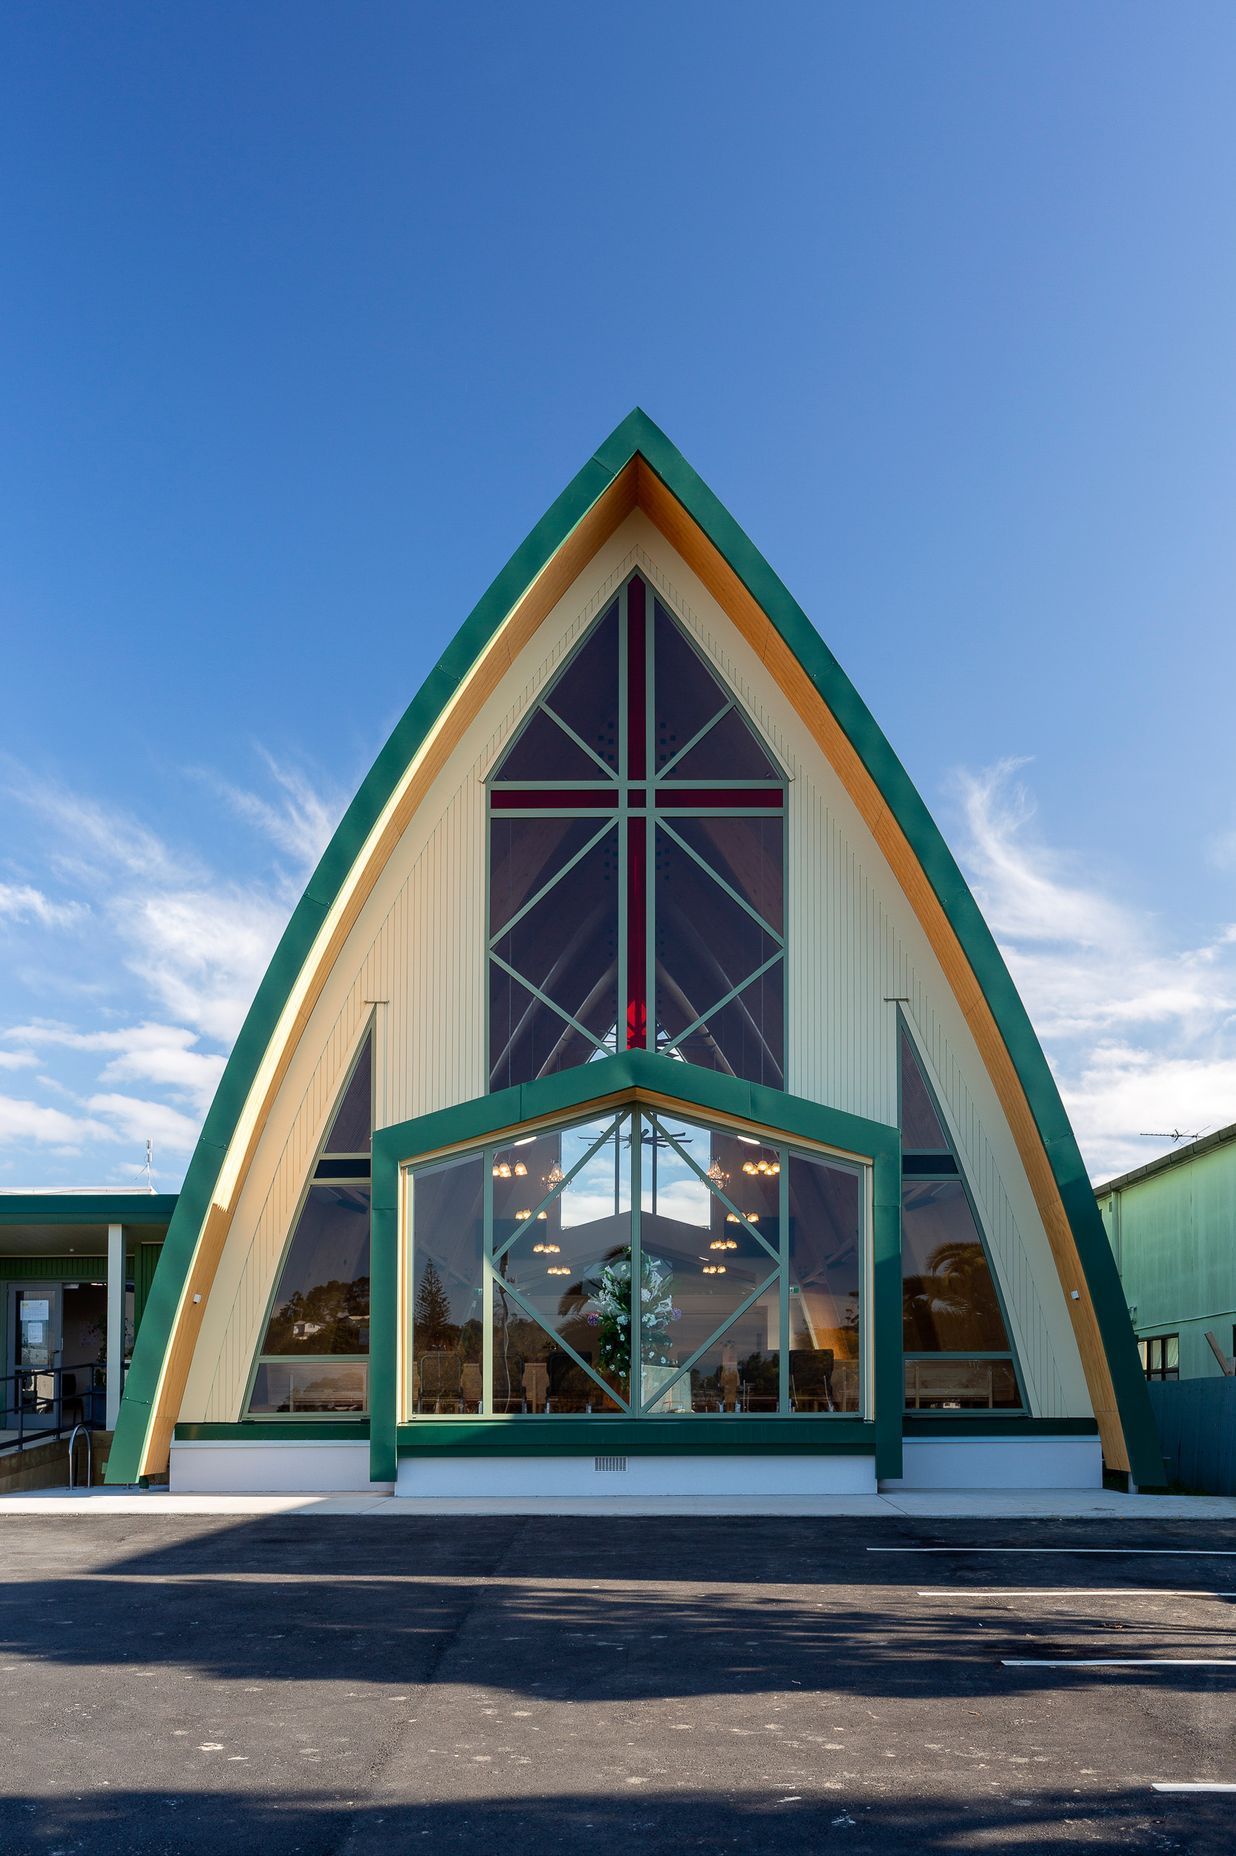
[1138,1126,1211,1146]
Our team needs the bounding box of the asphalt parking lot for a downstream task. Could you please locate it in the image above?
[0,1513,1232,1853]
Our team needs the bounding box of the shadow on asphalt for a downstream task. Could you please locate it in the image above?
[4,1783,1230,1855]
[0,1515,1232,1703]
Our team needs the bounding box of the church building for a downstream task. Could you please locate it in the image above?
[105,411,1162,1498]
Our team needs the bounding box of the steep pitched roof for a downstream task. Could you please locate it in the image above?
[109,409,1161,1487]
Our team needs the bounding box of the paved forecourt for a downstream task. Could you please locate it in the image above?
[0,1511,1232,1853]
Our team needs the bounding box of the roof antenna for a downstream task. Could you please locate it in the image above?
[1138,1127,1211,1146]
[140,1138,156,1193]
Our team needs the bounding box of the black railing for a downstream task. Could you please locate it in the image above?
[0,1361,122,1452]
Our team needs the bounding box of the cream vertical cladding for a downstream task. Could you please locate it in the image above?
[632,520,1088,1419]
[182,516,647,1426]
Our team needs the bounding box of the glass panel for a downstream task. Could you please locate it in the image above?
[645,1291,781,1414]
[410,1156,483,1414]
[658,963,785,1091]
[490,817,607,938]
[665,705,780,782]
[495,829,619,1025]
[496,1116,631,1404]
[323,1033,371,1154]
[1165,1334,1179,1370]
[489,967,617,1092]
[787,1155,861,1413]
[901,1179,1013,1352]
[653,598,729,771]
[904,1357,1021,1410]
[261,1185,370,1355]
[656,828,778,1020]
[664,816,784,935]
[899,1029,950,1152]
[639,1116,777,1410]
[490,1300,624,1413]
[492,707,607,784]
[539,600,620,771]
[249,1360,368,1414]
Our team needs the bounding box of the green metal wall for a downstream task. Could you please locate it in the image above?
[1099,1139,1236,1378]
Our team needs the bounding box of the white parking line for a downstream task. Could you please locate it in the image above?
[1152,1782,1236,1792]
[1002,1658,1236,1668]
[917,1590,1228,1598]
[869,1547,1236,1555]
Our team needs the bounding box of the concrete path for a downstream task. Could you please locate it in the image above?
[1,1486,1234,1518]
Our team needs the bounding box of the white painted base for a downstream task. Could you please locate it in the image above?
[396,1453,878,1501]
[882,1435,1103,1491]
[170,1440,384,1494]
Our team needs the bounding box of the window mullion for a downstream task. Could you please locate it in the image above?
[657,817,784,945]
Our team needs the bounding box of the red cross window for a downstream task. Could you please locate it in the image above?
[488,571,785,1092]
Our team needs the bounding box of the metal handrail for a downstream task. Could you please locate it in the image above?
[67,1424,92,1489]
[1,1359,123,1453]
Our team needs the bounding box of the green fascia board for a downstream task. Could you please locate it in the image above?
[108,405,1157,1489]
[175,1421,370,1443]
[0,1195,177,1228]
[397,1419,876,1458]
[371,1050,900,1485]
[373,1048,899,1173]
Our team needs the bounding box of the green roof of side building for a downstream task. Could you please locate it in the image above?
[0,1194,179,1228]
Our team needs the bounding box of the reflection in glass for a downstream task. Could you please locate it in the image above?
[904,1357,1021,1410]
[249,1360,368,1414]
[666,705,780,782]
[405,1109,867,1421]
[410,1155,484,1414]
[787,1155,860,1412]
[261,1185,371,1355]
[901,1180,1013,1353]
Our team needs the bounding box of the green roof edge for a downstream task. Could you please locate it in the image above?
[107,407,1162,1488]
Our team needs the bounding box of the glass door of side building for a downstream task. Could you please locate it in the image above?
[8,1284,64,1433]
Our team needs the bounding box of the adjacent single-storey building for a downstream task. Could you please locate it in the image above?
[1098,1121,1236,1383]
[47,409,1163,1498]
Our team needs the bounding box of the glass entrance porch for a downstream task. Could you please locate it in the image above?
[405,1108,867,1421]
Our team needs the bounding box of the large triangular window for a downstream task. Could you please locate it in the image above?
[488,574,785,1092]
[898,1025,1025,1412]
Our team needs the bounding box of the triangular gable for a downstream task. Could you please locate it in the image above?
[109,409,1160,1487]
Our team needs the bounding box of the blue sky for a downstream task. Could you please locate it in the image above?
[1,3,1235,1186]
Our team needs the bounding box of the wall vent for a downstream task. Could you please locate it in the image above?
[594,1455,628,1472]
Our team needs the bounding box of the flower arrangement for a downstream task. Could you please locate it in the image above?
[586,1246,681,1379]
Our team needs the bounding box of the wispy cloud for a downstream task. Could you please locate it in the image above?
[0,750,341,1184]
[200,749,345,870]
[952,759,1236,1178]
[0,883,86,930]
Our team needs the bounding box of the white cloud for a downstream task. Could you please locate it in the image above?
[0,883,86,930]
[7,773,200,886]
[121,888,288,1045]
[0,755,341,1184]
[952,760,1236,1179]
[4,1021,225,1110]
[0,1095,111,1149]
[203,749,345,869]
[86,1092,203,1155]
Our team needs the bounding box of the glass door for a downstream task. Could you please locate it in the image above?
[10,1285,64,1431]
